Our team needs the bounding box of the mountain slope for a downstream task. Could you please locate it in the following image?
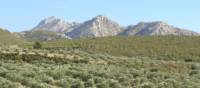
[121,21,199,36]
[19,30,67,41]
[0,28,24,46]
[66,15,123,39]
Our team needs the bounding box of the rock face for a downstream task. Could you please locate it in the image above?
[32,16,79,33]
[66,15,122,39]
[121,21,199,36]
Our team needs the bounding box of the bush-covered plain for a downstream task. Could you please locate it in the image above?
[0,49,200,88]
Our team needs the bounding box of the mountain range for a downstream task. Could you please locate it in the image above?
[12,15,200,40]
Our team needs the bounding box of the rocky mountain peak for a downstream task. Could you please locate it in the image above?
[151,21,169,28]
[151,21,167,24]
[92,15,109,21]
[67,15,123,39]
[32,16,79,33]
[137,21,167,27]
[121,21,199,36]
[89,15,111,26]
[42,16,61,24]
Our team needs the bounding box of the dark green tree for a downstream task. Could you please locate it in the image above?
[33,41,42,49]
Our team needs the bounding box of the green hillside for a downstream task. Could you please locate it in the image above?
[41,36,200,61]
[0,28,25,46]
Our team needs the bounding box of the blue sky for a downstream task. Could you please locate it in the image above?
[0,0,199,32]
